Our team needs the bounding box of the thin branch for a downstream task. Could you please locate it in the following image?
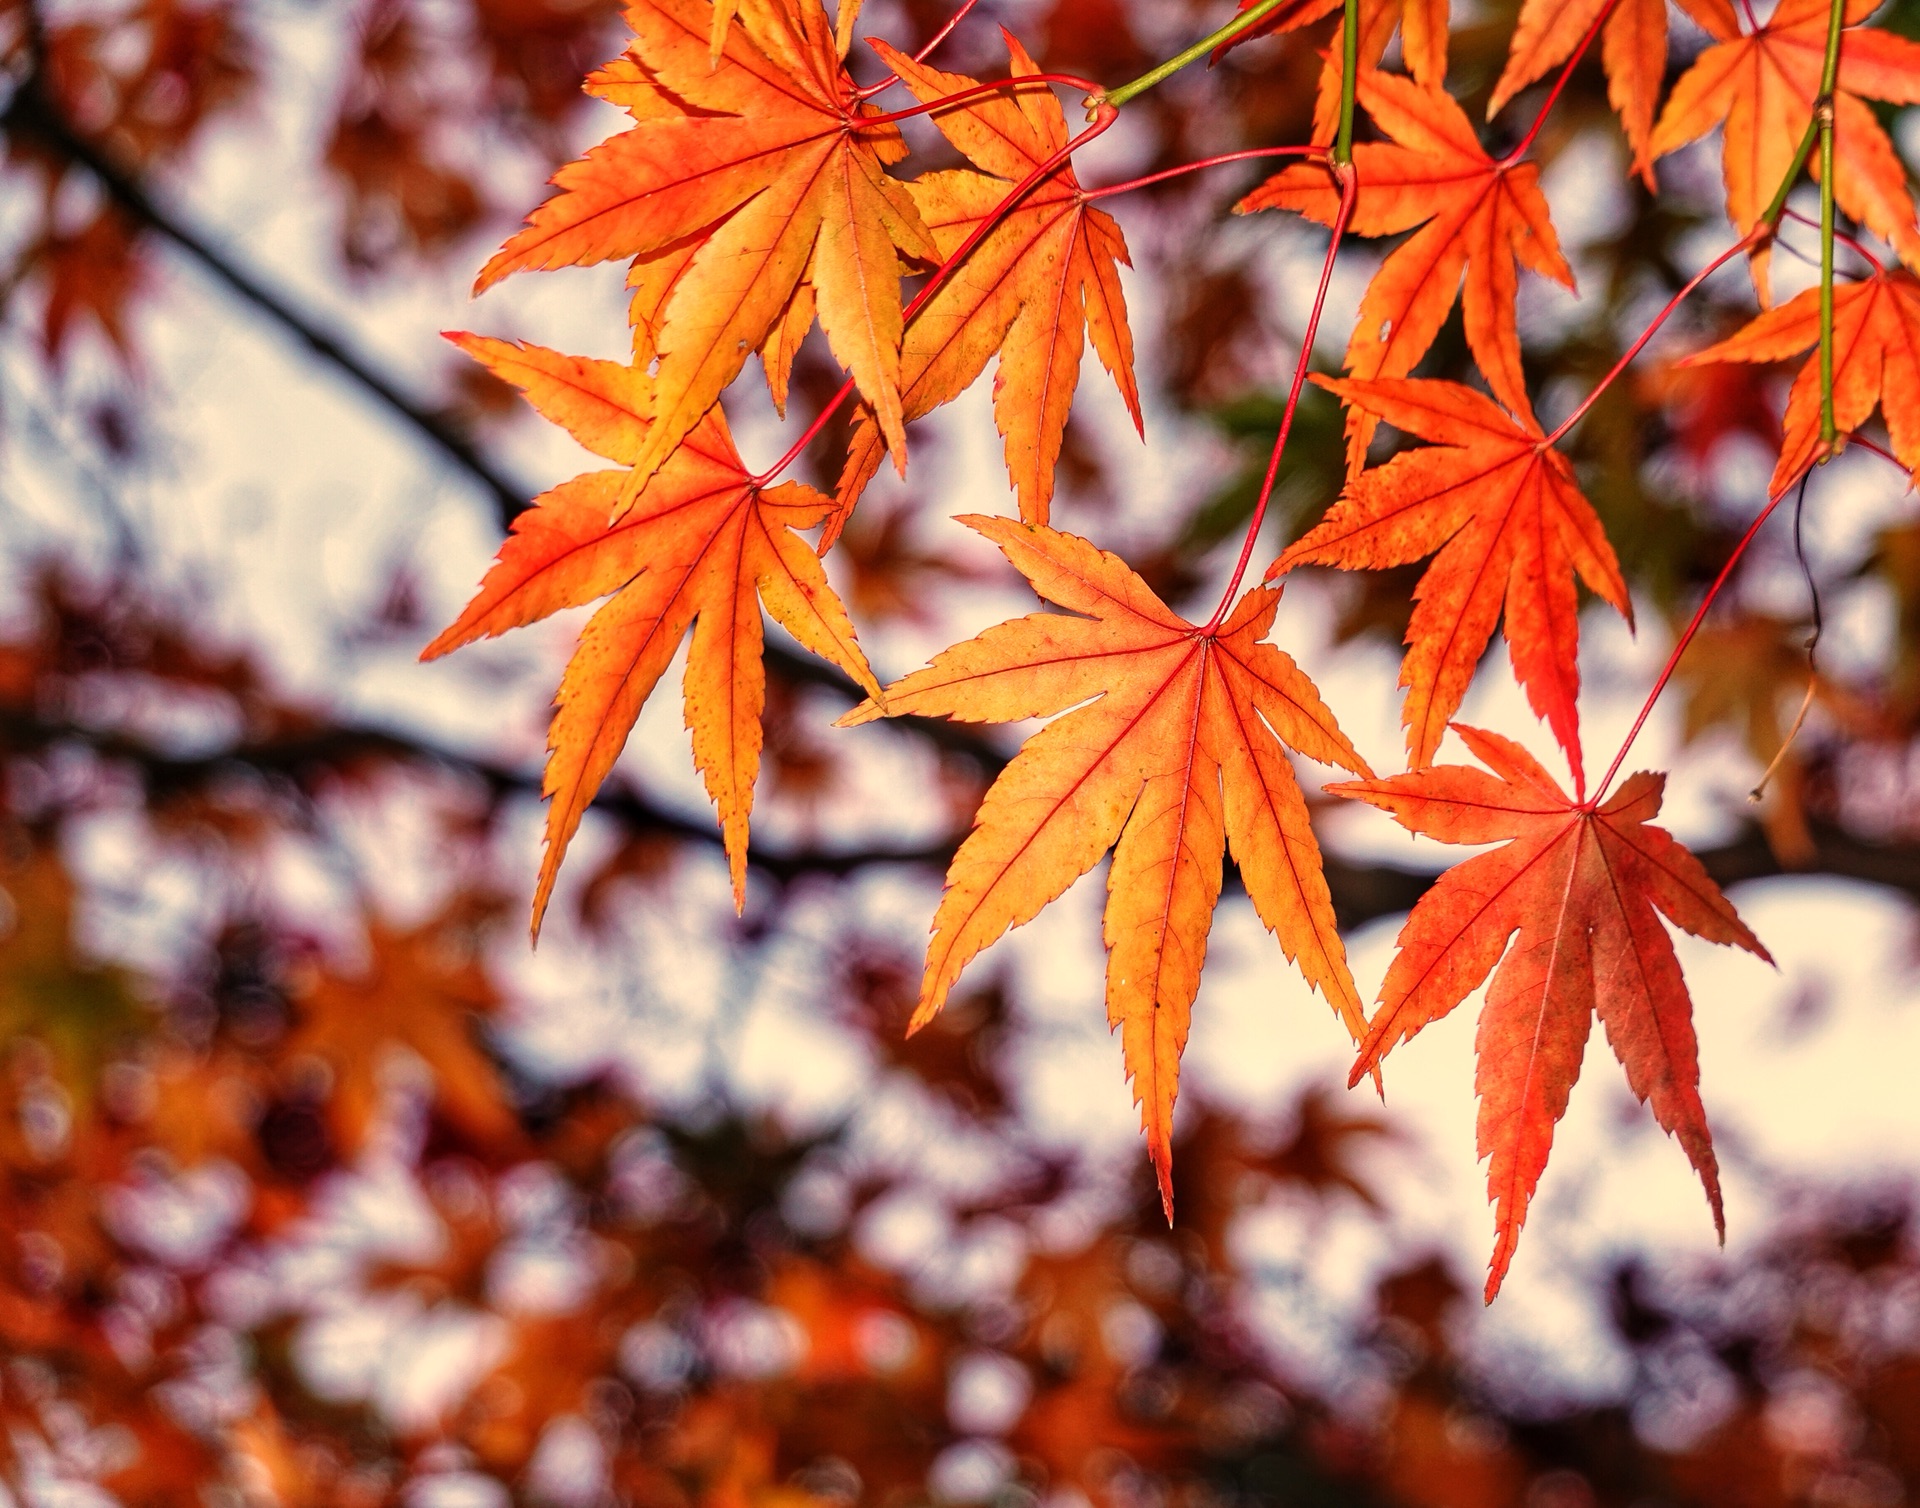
[13,699,1914,928]
[1816,0,1845,444]
[1591,464,1809,802]
[1544,226,1760,446]
[1203,160,1355,632]
[1098,0,1303,110]
[1335,0,1358,165]
[1084,144,1328,201]
[0,73,530,528]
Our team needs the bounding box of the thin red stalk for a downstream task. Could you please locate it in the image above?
[1848,433,1912,480]
[1499,0,1626,166]
[1200,163,1358,636]
[1085,144,1330,201]
[911,0,984,61]
[754,107,1118,485]
[1588,464,1812,803]
[854,2,1016,98]
[859,73,1100,127]
[755,381,858,485]
[1543,227,1761,446]
[1781,206,1886,274]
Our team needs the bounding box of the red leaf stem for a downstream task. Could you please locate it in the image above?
[1500,0,1627,165]
[1200,162,1359,635]
[753,104,1121,487]
[1589,462,1814,802]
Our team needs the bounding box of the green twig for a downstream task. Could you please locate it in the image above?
[1816,0,1844,445]
[1758,115,1820,229]
[1335,0,1358,163]
[1097,0,1297,108]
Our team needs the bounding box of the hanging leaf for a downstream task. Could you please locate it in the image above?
[1237,71,1574,468]
[1650,0,1920,298]
[830,35,1139,539]
[1681,266,1920,488]
[842,518,1370,1214]
[476,0,938,485]
[1334,724,1771,1299]
[1272,376,1629,786]
[425,336,880,926]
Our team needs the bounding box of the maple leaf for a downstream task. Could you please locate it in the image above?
[1649,0,1920,293]
[424,335,881,926]
[829,35,1140,537]
[840,517,1371,1213]
[1680,266,1920,490]
[1332,724,1771,1299]
[1272,376,1630,787]
[475,0,938,486]
[1486,0,1740,183]
[286,914,517,1157]
[1238,71,1574,467]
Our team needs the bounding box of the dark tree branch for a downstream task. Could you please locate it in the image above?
[0,73,530,526]
[0,73,1019,776]
[10,702,1920,928]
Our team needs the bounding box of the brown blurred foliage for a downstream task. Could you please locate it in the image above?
[0,569,1911,1506]
[5,0,1920,1500]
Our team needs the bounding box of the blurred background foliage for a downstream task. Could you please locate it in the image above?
[3,0,1920,1503]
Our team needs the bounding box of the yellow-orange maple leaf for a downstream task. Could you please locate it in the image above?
[1273,376,1629,786]
[1650,0,1920,291]
[841,517,1371,1214]
[1487,0,1741,183]
[830,35,1139,537]
[476,0,938,486]
[1681,266,1920,490]
[424,335,880,927]
[1334,724,1770,1299]
[1238,71,1574,468]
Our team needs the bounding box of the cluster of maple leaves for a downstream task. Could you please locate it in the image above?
[437,0,1920,1295]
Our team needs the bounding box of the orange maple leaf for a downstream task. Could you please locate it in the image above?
[1680,265,1920,490]
[1333,724,1770,1300]
[424,335,881,926]
[475,0,938,485]
[286,914,516,1157]
[841,517,1371,1214]
[1486,0,1741,183]
[830,35,1140,536]
[1649,0,1920,292]
[1272,376,1630,787]
[1238,71,1574,468]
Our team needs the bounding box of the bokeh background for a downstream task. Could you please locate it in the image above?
[2,0,1920,1501]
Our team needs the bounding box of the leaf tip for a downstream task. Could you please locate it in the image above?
[905,985,946,1039]
[1484,1234,1517,1304]
[472,254,515,297]
[834,696,885,727]
[529,878,555,946]
[1154,1151,1176,1226]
